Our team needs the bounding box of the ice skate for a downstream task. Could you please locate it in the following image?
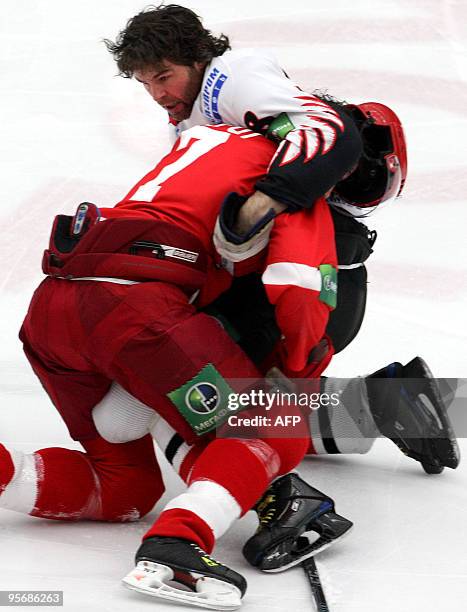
[243,473,353,572]
[366,356,460,474]
[122,536,247,610]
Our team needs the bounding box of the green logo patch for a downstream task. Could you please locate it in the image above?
[267,112,296,140]
[319,264,337,309]
[167,364,235,436]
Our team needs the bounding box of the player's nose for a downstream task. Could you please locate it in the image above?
[147,82,166,103]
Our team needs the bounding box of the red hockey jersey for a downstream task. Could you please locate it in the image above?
[92,124,337,371]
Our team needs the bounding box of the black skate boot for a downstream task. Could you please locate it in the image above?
[243,473,353,572]
[122,536,247,610]
[366,356,460,474]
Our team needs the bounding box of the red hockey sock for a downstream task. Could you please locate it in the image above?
[188,438,279,514]
[263,436,309,475]
[145,508,215,552]
[178,442,208,483]
[1,436,164,522]
[0,444,15,492]
[32,447,102,520]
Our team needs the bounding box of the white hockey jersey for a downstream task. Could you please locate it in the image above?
[171,49,320,136]
[169,49,362,210]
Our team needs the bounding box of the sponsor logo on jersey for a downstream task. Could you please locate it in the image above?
[319,264,338,309]
[167,364,236,435]
[267,112,296,140]
[186,383,219,414]
[159,244,199,263]
[129,241,199,263]
[323,274,337,294]
[202,67,228,123]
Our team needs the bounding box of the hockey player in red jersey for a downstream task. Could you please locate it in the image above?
[0,117,459,608]
[1,124,352,609]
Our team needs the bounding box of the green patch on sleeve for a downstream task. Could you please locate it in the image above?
[319,264,338,309]
[267,113,296,140]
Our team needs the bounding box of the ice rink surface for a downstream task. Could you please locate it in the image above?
[1,1,467,610]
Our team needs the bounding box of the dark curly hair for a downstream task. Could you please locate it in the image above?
[103,4,231,77]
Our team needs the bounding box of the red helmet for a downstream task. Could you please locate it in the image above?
[330,102,407,217]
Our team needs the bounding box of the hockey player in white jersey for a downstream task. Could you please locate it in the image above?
[104,5,362,234]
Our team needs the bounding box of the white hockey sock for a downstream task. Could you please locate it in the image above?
[309,377,378,454]
[163,480,242,539]
[92,382,158,443]
[0,446,38,513]
[150,417,193,477]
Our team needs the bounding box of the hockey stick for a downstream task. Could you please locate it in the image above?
[302,557,330,612]
[265,369,331,610]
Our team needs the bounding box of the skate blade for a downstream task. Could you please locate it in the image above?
[260,522,353,573]
[122,561,242,610]
[398,391,460,470]
[406,358,460,469]
[416,393,460,469]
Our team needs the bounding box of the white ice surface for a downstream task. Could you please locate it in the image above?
[1,1,467,611]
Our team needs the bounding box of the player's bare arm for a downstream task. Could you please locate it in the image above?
[234,191,286,234]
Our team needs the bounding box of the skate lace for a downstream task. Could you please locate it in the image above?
[190,544,222,567]
[256,494,277,525]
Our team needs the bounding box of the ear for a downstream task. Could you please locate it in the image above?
[194,61,207,73]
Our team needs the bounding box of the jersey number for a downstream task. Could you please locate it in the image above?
[130,127,230,201]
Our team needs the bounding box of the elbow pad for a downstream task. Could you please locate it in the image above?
[256,110,363,210]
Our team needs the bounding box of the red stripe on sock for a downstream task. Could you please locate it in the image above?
[144,508,215,553]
